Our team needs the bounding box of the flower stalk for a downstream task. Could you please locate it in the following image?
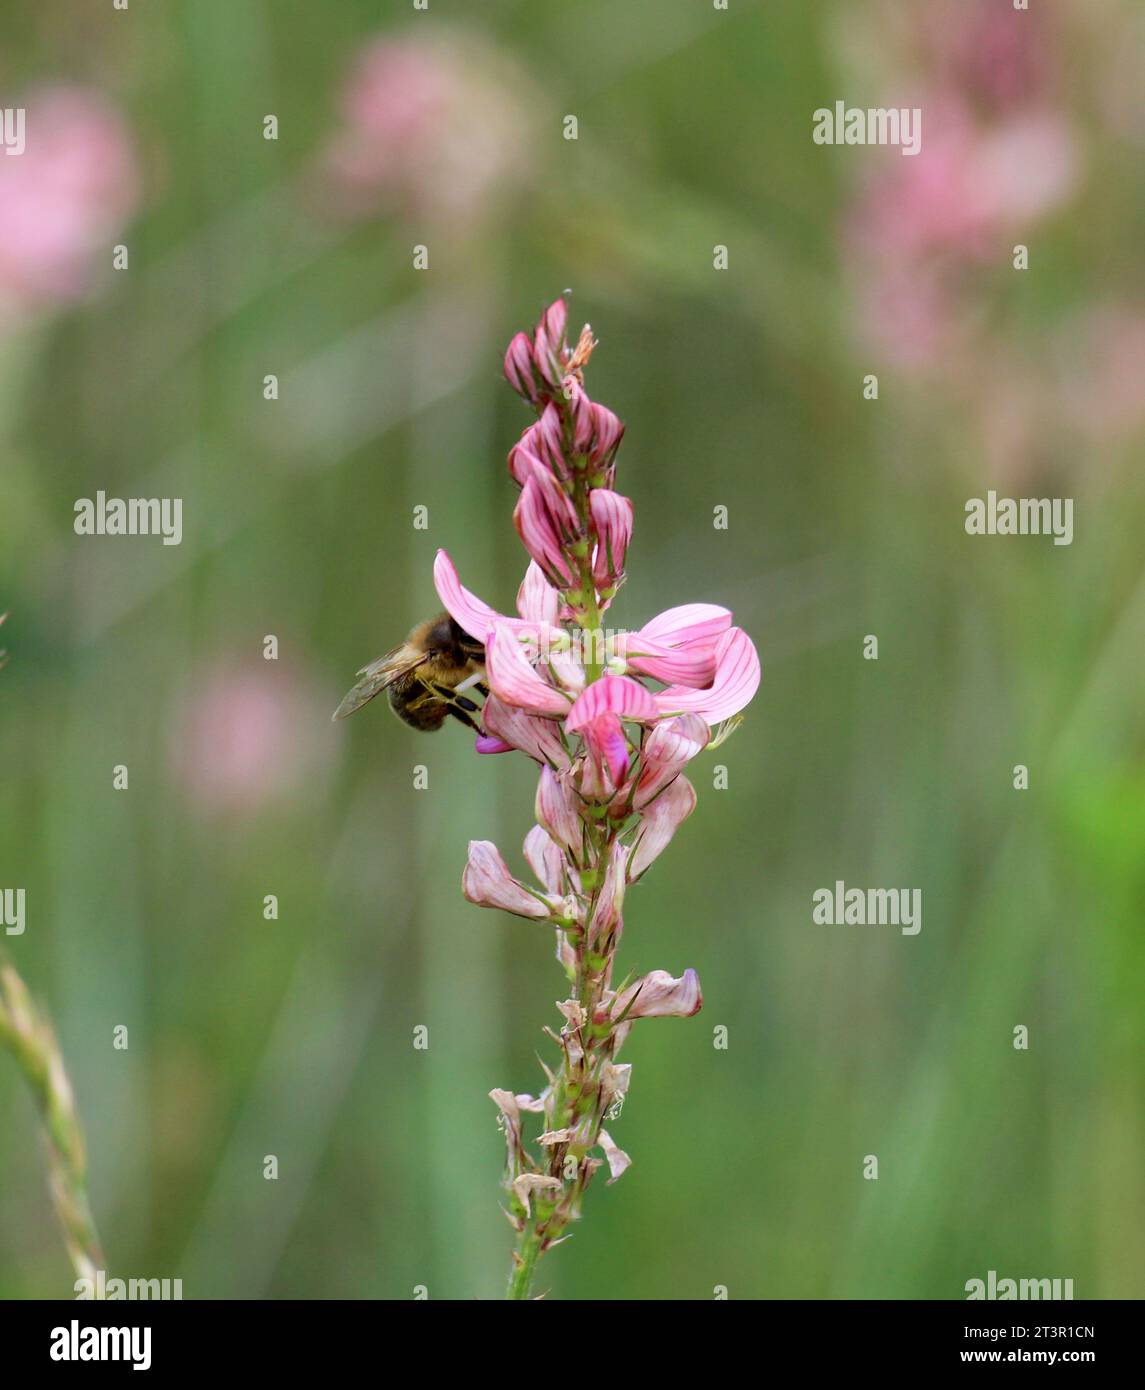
[440,297,759,1297]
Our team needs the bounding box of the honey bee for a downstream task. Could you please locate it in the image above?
[333,613,487,732]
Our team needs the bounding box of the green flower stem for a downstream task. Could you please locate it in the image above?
[507,1222,544,1300]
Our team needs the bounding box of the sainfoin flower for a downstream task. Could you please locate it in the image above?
[420,297,758,1297]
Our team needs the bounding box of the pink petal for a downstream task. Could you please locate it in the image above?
[535,764,583,857]
[504,331,538,403]
[566,674,658,732]
[516,562,560,627]
[482,694,570,768]
[475,734,513,755]
[638,603,732,648]
[513,475,577,587]
[462,840,551,919]
[568,382,594,451]
[581,711,631,788]
[634,713,710,808]
[533,298,568,386]
[589,402,625,465]
[623,635,718,687]
[614,968,703,1020]
[588,489,633,587]
[629,775,696,879]
[486,623,571,718]
[587,840,629,948]
[652,627,760,724]
[523,824,564,895]
[433,550,502,643]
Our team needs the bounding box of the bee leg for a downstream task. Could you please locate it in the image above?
[427,681,480,714]
[444,703,483,733]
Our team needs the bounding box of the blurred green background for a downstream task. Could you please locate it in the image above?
[2,0,1143,1299]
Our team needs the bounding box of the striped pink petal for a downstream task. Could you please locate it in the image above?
[623,634,718,687]
[629,775,696,879]
[532,298,567,387]
[652,627,760,724]
[482,694,570,768]
[535,764,583,858]
[634,714,710,808]
[589,402,624,465]
[433,550,503,643]
[638,603,732,648]
[523,824,564,895]
[504,331,539,404]
[566,674,658,732]
[508,440,545,487]
[568,381,594,451]
[486,623,570,718]
[516,561,560,627]
[512,474,578,587]
[581,711,631,788]
[588,489,633,587]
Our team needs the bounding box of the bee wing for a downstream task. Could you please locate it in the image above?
[332,646,430,720]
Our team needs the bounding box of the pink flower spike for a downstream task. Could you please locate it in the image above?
[652,627,760,725]
[462,840,551,920]
[615,968,703,1020]
[433,550,502,643]
[486,623,570,718]
[504,331,539,404]
[482,694,570,768]
[566,674,658,733]
[588,490,633,587]
[629,775,697,879]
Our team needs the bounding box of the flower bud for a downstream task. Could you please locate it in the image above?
[503,330,540,403]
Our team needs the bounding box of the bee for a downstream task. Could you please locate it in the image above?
[333,613,487,732]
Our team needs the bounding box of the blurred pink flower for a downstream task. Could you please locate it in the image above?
[170,661,330,818]
[0,86,138,321]
[318,31,533,222]
[845,99,1079,370]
